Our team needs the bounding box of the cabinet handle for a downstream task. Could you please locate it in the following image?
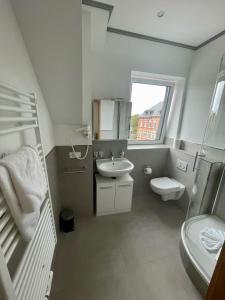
[119,184,131,187]
[100,186,113,189]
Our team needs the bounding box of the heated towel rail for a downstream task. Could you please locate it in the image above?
[0,82,56,300]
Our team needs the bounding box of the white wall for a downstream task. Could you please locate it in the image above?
[11,0,83,126]
[180,35,225,144]
[54,124,92,146]
[11,2,194,147]
[91,32,193,100]
[53,11,93,147]
[82,10,92,126]
[90,32,193,142]
[0,0,54,155]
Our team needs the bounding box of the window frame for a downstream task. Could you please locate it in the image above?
[129,76,174,145]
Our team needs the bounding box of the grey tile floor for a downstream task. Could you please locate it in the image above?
[50,193,202,300]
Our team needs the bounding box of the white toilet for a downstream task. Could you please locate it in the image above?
[150,177,185,201]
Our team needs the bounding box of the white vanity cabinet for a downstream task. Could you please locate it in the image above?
[96,174,133,216]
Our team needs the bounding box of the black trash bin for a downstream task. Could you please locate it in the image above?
[60,209,74,232]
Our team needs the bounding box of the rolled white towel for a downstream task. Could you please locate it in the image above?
[200,227,225,253]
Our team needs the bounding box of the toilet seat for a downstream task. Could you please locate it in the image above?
[150,177,185,195]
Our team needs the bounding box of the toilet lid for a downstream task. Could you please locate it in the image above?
[151,177,183,192]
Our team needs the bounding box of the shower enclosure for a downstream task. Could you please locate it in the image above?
[180,54,225,296]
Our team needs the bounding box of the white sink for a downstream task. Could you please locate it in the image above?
[96,158,134,178]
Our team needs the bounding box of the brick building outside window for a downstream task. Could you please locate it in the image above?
[136,102,163,141]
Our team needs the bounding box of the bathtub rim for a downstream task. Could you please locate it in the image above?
[181,217,211,285]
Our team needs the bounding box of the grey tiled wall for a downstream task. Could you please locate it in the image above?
[93,141,171,208]
[56,146,93,217]
[127,147,169,195]
[165,148,196,212]
[93,140,128,159]
[45,138,225,221]
[165,146,224,213]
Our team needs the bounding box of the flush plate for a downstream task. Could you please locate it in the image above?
[176,159,188,172]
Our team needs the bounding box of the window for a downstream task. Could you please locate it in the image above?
[129,73,174,144]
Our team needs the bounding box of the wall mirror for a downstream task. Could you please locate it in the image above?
[92,99,132,140]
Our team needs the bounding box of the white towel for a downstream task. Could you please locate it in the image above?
[0,146,47,213]
[200,227,225,253]
[0,166,40,241]
[0,146,47,241]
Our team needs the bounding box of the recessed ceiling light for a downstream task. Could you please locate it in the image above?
[157,10,165,18]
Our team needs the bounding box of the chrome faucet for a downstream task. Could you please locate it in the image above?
[110,151,115,161]
[120,149,125,158]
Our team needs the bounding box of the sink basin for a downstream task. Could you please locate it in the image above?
[96,158,134,178]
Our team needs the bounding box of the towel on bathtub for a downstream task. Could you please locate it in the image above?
[0,146,47,213]
[200,227,225,253]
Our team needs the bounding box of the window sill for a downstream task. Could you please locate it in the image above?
[127,144,170,150]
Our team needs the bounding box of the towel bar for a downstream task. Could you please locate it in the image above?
[63,166,87,174]
[63,169,87,174]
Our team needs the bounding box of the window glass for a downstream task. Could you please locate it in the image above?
[129,82,168,142]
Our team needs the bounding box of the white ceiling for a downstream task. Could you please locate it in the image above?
[102,0,225,46]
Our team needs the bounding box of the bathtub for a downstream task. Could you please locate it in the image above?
[180,214,225,296]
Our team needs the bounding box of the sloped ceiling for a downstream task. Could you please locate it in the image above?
[11,0,83,125]
[101,0,225,47]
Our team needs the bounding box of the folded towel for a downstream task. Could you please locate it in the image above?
[0,166,40,241]
[200,227,225,253]
[0,146,47,213]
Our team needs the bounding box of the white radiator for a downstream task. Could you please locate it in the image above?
[13,200,55,300]
[0,82,57,300]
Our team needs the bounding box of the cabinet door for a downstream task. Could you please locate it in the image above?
[115,183,133,211]
[97,184,115,215]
